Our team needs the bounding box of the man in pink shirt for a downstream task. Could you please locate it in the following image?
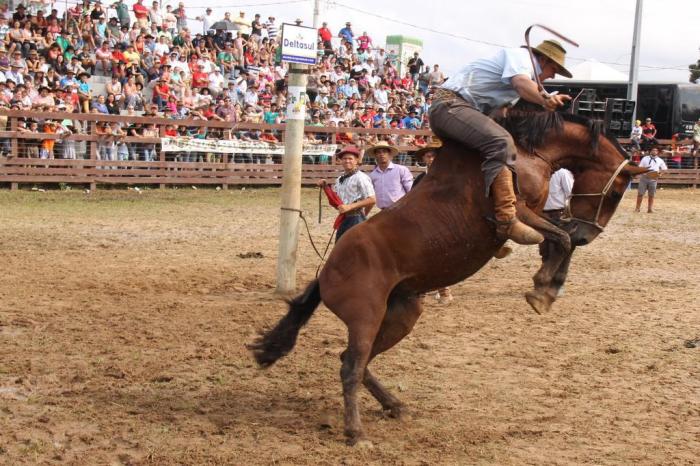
[367,141,413,212]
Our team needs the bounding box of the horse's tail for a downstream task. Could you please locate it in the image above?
[249,279,321,368]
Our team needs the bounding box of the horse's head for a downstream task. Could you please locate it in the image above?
[550,116,648,245]
[499,111,649,245]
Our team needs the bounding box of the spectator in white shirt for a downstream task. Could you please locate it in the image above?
[543,168,574,219]
[153,36,170,57]
[208,69,225,96]
[636,147,667,213]
[373,83,389,107]
[540,168,574,295]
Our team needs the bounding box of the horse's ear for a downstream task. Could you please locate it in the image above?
[622,164,650,176]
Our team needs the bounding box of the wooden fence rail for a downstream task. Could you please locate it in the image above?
[0,109,698,189]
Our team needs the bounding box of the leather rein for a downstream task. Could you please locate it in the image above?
[565,159,629,232]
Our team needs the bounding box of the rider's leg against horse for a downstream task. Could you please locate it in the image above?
[429,98,543,245]
[491,167,544,244]
[363,293,423,418]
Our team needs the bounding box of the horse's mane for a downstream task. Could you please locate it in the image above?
[495,110,615,155]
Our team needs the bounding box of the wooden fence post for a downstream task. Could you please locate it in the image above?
[159,124,166,190]
[89,121,97,191]
[10,117,17,158]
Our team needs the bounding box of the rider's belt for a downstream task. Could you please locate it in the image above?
[345,211,364,217]
[543,208,566,215]
[433,88,459,103]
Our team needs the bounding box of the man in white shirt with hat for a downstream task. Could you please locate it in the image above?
[430,40,572,245]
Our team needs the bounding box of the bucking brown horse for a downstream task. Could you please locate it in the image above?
[249,111,648,446]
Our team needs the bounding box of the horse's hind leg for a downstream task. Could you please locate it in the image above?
[336,299,385,446]
[363,293,423,418]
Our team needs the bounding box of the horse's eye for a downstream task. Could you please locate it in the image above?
[610,191,623,202]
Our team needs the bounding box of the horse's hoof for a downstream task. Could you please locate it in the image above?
[383,403,407,420]
[345,434,373,449]
[525,291,552,314]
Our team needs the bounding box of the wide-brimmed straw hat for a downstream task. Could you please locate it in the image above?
[526,39,572,78]
[335,145,361,160]
[364,140,398,158]
[414,138,442,159]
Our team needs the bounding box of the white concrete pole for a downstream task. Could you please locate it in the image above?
[313,0,320,28]
[276,63,308,294]
[627,0,643,123]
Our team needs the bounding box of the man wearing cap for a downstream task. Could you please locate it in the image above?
[429,40,572,245]
[264,16,277,40]
[635,147,667,213]
[196,7,214,34]
[319,145,376,241]
[318,22,332,52]
[630,119,643,152]
[233,11,251,37]
[111,0,130,28]
[338,22,353,45]
[172,2,187,32]
[6,63,23,85]
[641,117,658,152]
[367,141,413,211]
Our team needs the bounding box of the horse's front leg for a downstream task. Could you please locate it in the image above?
[515,204,571,314]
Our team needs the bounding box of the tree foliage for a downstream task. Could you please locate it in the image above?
[690,59,700,83]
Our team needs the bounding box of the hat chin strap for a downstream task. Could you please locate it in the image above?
[524,24,579,96]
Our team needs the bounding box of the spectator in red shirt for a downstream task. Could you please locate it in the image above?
[641,117,658,152]
[357,32,372,52]
[191,65,209,89]
[152,78,170,109]
[258,83,273,107]
[132,0,149,29]
[318,22,332,52]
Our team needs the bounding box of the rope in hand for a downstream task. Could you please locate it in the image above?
[280,204,335,277]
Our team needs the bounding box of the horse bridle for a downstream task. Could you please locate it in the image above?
[564,159,629,232]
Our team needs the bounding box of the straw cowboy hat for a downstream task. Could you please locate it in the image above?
[335,145,361,160]
[414,137,442,159]
[526,39,572,78]
[365,141,398,158]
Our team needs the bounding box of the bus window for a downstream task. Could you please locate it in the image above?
[679,86,700,122]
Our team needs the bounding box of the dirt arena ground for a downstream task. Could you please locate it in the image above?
[0,187,698,465]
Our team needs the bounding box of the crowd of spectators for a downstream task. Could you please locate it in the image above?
[0,1,446,161]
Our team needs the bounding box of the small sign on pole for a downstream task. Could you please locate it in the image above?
[280,23,318,65]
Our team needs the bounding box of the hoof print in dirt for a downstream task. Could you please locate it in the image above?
[683,338,700,349]
[151,375,174,383]
[604,346,621,354]
[104,366,127,379]
[237,251,265,259]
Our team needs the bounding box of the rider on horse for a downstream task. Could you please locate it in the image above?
[429,40,572,245]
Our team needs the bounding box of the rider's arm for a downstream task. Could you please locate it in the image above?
[511,74,568,111]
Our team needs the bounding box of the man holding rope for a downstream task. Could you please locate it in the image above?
[318,146,376,241]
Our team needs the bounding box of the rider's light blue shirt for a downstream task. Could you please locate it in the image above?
[442,47,541,114]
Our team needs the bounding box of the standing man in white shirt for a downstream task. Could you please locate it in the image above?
[636,147,667,213]
[318,145,376,241]
[543,168,574,222]
[540,168,574,296]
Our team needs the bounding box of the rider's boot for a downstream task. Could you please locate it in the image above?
[491,167,544,245]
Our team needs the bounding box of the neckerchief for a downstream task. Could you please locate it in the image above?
[338,168,358,184]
